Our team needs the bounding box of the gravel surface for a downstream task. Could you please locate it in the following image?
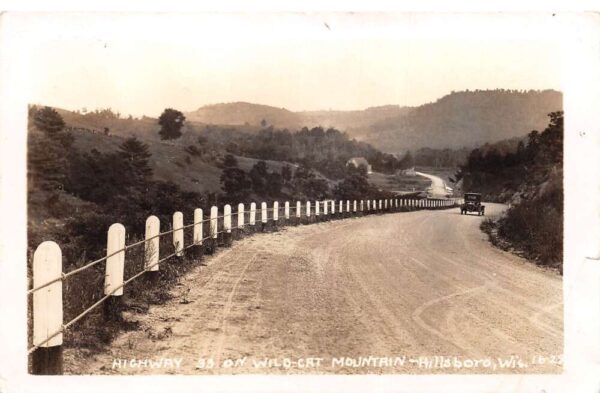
[68,204,562,375]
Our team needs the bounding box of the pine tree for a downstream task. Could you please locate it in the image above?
[118,137,153,182]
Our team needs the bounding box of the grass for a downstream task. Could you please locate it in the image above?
[368,171,431,193]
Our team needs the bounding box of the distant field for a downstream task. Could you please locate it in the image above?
[368,171,430,193]
[414,166,458,185]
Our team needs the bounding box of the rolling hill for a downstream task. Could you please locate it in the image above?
[183,89,562,152]
[366,89,562,151]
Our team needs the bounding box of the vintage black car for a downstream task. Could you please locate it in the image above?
[460,193,485,215]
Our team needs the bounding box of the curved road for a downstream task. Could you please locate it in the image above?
[415,171,449,197]
[71,205,562,374]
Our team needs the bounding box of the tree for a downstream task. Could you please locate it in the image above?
[249,161,268,192]
[333,167,374,200]
[118,137,153,182]
[221,167,252,201]
[260,119,267,128]
[399,150,414,169]
[291,165,330,199]
[28,131,70,191]
[223,154,238,168]
[158,108,186,140]
[197,135,208,145]
[281,164,292,183]
[33,106,66,136]
[265,172,283,197]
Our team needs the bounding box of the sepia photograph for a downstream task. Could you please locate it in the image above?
[1,6,600,393]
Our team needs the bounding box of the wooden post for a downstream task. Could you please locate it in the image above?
[237,203,244,238]
[296,201,301,225]
[273,201,279,229]
[360,200,364,212]
[145,215,160,281]
[223,204,232,246]
[323,199,328,220]
[250,202,256,228]
[104,223,125,322]
[315,200,320,220]
[353,200,357,214]
[285,201,290,222]
[173,212,184,257]
[367,200,371,211]
[190,208,204,258]
[193,209,203,245]
[32,241,63,375]
[261,202,267,231]
[331,200,335,218]
[338,200,342,218]
[306,201,311,223]
[209,206,218,253]
[346,200,350,216]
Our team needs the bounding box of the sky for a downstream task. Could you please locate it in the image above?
[12,12,563,117]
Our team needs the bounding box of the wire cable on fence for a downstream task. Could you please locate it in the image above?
[27,217,221,295]
[28,198,458,352]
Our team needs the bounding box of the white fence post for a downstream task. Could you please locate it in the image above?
[296,201,302,218]
[250,202,256,226]
[145,215,160,271]
[367,200,371,211]
[353,200,357,213]
[193,209,203,246]
[323,200,328,216]
[224,204,233,245]
[224,204,232,233]
[105,223,125,296]
[173,212,184,256]
[261,202,268,224]
[32,241,63,374]
[346,200,350,214]
[315,201,320,217]
[104,223,125,322]
[285,201,290,220]
[331,200,335,215]
[210,206,218,239]
[237,203,245,229]
[273,201,279,222]
[306,201,311,219]
[360,200,364,211]
[339,200,343,215]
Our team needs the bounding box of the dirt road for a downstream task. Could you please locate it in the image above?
[70,204,562,374]
[415,171,448,197]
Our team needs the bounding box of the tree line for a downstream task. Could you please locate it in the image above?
[455,111,563,269]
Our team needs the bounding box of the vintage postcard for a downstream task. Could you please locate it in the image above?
[1,8,599,393]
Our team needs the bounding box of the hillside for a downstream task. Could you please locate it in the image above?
[299,105,412,138]
[457,111,563,270]
[367,89,562,151]
[185,102,411,133]
[183,90,562,152]
[185,102,304,130]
